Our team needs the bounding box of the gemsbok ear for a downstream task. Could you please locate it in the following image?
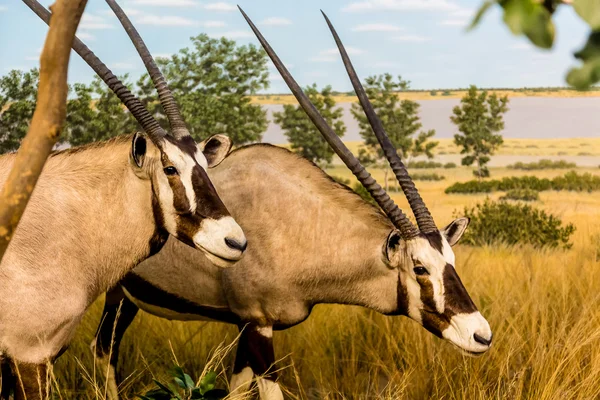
[130,132,147,168]
[385,230,403,263]
[199,134,232,168]
[442,217,470,247]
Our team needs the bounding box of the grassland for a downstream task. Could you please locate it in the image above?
[250,89,600,105]
[48,162,600,399]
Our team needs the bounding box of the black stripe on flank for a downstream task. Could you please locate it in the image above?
[121,273,241,325]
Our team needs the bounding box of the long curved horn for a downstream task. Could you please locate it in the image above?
[238,7,419,239]
[22,0,167,143]
[105,0,190,140]
[321,12,438,234]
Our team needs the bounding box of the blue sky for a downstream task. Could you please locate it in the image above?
[0,0,590,93]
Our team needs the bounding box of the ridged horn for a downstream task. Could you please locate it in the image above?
[22,0,167,144]
[105,0,190,140]
[238,6,419,239]
[321,11,438,234]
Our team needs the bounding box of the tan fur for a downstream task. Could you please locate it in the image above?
[0,135,164,363]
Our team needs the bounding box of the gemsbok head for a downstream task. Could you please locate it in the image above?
[241,9,492,355]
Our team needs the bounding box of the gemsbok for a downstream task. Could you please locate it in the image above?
[0,1,246,398]
[92,9,493,400]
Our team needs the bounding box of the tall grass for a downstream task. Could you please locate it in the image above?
[47,165,600,399]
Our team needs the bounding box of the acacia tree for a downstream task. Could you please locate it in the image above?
[273,84,346,166]
[137,34,269,145]
[352,74,437,191]
[472,0,600,89]
[66,76,137,146]
[0,69,39,153]
[451,85,509,179]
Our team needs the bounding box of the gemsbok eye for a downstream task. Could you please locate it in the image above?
[414,266,429,276]
[164,166,178,176]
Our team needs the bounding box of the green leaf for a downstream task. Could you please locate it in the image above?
[153,380,176,395]
[567,31,600,89]
[501,0,555,48]
[468,0,496,30]
[574,0,600,30]
[199,371,218,395]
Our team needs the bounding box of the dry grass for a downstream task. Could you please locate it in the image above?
[48,165,600,399]
[250,89,600,105]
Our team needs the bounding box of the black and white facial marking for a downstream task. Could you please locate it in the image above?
[387,218,493,355]
[131,133,246,267]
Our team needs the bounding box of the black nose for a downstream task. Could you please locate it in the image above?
[473,333,492,346]
[225,237,247,252]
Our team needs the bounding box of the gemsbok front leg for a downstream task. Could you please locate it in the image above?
[91,286,139,400]
[6,361,49,400]
[230,325,283,400]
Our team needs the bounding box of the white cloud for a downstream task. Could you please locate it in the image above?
[25,56,39,62]
[373,61,399,68]
[208,30,253,39]
[128,0,199,6]
[0,5,7,12]
[343,0,460,13]
[204,2,236,12]
[439,19,468,27]
[203,20,227,28]
[392,34,430,42]
[80,13,114,30]
[135,15,198,26]
[76,31,96,41]
[311,47,364,62]
[352,23,402,32]
[511,42,533,50]
[260,17,292,26]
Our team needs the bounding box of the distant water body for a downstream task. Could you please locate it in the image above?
[261,97,600,144]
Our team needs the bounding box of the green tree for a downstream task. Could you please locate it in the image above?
[137,34,269,145]
[0,69,39,153]
[471,0,600,89]
[66,76,138,146]
[451,85,508,179]
[352,74,437,192]
[273,84,346,166]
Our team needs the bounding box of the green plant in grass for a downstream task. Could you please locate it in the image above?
[458,199,575,249]
[500,188,539,201]
[508,159,577,170]
[411,172,445,181]
[139,366,226,400]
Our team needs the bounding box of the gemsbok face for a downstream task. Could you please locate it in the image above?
[105,0,246,267]
[241,7,492,354]
[385,221,492,355]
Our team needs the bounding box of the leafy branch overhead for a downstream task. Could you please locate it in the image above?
[471,0,600,89]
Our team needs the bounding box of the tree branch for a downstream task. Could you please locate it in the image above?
[0,0,87,260]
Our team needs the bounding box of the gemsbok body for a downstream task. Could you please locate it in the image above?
[0,1,246,398]
[94,9,493,400]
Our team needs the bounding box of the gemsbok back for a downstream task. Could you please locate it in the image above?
[93,9,493,400]
[0,1,246,398]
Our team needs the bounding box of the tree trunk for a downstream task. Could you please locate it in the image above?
[384,166,389,193]
[0,0,87,261]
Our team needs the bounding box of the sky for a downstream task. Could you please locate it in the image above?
[0,0,591,93]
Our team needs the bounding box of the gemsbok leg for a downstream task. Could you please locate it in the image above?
[91,286,139,400]
[5,361,49,400]
[230,324,282,400]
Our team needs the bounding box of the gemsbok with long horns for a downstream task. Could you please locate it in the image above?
[0,1,246,398]
[92,9,493,400]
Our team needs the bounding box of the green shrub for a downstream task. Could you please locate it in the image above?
[500,188,539,201]
[443,162,457,169]
[411,173,445,181]
[353,182,376,205]
[331,175,351,186]
[508,159,576,170]
[445,172,600,194]
[430,90,438,96]
[458,199,575,249]
[408,160,442,169]
[441,90,452,96]
[473,168,490,178]
[140,366,226,400]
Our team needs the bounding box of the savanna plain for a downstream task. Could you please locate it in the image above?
[48,137,600,400]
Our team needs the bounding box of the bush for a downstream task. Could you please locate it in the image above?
[430,90,438,96]
[331,175,351,186]
[458,199,575,249]
[473,168,490,178]
[508,159,577,170]
[353,182,376,206]
[408,160,442,169]
[442,90,452,96]
[443,162,457,169]
[445,171,600,194]
[412,173,445,181]
[500,188,539,201]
